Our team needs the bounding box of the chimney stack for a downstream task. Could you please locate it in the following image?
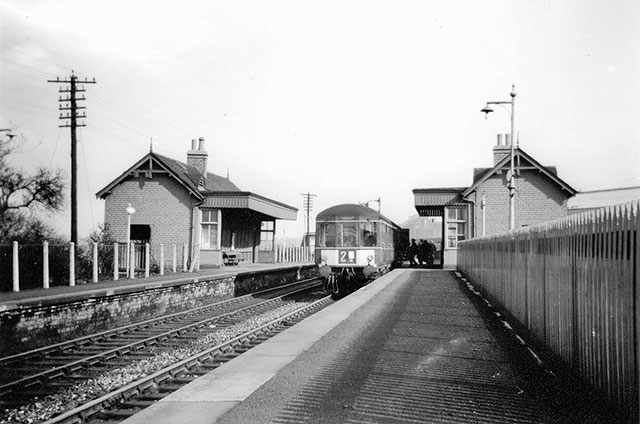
[493,133,510,165]
[187,137,208,177]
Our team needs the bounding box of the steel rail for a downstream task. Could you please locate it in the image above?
[43,295,332,424]
[0,278,322,396]
[0,277,319,366]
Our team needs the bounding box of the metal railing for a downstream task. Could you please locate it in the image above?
[457,201,639,419]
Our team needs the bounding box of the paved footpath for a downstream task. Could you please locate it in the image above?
[125,270,625,424]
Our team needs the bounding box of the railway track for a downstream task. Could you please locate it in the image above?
[0,278,329,423]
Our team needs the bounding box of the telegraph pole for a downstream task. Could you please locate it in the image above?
[48,71,96,244]
[301,192,316,248]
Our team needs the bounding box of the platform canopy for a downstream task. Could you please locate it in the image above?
[201,191,297,220]
[413,188,469,216]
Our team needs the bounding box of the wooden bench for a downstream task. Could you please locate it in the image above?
[223,252,241,266]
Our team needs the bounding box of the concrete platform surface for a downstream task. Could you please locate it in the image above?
[122,270,624,424]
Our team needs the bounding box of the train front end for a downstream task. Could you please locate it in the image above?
[315,203,398,296]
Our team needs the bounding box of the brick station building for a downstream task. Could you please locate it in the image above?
[97,138,297,269]
[413,134,577,267]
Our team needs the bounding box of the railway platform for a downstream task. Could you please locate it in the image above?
[122,269,624,424]
[0,262,314,310]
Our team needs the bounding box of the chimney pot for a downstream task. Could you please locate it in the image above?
[497,134,503,146]
[505,134,511,145]
[198,137,205,151]
[191,139,197,150]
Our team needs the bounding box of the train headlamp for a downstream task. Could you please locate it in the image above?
[367,255,374,264]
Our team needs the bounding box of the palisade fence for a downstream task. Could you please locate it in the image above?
[0,242,190,292]
[274,245,314,263]
[457,200,639,420]
[1,242,315,292]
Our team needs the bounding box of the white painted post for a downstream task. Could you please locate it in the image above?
[160,243,165,276]
[92,242,98,283]
[145,242,150,278]
[113,242,119,281]
[43,241,49,289]
[69,242,75,286]
[172,244,177,273]
[182,244,188,272]
[12,241,19,292]
[129,242,135,279]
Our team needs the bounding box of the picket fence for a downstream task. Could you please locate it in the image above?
[457,201,639,419]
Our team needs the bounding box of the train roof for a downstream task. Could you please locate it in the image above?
[316,203,401,228]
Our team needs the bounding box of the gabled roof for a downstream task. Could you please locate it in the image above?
[462,147,577,198]
[96,151,298,220]
[96,152,240,200]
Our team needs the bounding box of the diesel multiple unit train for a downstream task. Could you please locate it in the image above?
[315,203,408,295]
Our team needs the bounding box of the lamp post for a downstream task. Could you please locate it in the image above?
[126,203,136,278]
[481,85,517,230]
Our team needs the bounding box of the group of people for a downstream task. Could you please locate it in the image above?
[406,238,436,267]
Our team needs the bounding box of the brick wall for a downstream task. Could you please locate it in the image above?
[104,174,198,266]
[471,169,568,236]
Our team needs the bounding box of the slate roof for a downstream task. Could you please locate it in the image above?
[462,147,576,197]
[153,153,240,193]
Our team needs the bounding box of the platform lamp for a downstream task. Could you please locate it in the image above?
[481,84,517,230]
[126,203,136,278]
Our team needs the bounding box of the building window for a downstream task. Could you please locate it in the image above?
[201,209,219,249]
[447,207,467,248]
[260,221,275,251]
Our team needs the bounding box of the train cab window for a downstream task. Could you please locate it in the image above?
[318,222,337,247]
[341,223,358,247]
[360,222,378,246]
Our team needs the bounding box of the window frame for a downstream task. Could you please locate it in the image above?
[200,209,220,250]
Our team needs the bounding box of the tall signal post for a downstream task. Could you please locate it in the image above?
[48,72,96,244]
[301,192,316,249]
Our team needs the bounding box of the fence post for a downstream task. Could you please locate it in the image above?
[69,242,75,287]
[172,244,177,273]
[93,242,98,283]
[113,242,119,281]
[182,244,188,272]
[12,241,19,292]
[145,242,150,278]
[160,243,165,276]
[43,241,49,289]
[129,242,135,279]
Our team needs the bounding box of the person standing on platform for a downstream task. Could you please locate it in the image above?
[407,239,418,267]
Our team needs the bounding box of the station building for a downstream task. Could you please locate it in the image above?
[96,138,297,268]
[567,186,640,215]
[413,134,577,267]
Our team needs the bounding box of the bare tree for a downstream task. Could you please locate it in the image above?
[0,133,65,241]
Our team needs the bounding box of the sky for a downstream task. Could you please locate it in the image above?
[1,0,639,242]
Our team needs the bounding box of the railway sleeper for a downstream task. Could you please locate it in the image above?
[121,399,157,408]
[157,383,184,393]
[93,407,141,420]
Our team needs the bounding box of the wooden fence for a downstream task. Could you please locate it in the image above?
[457,201,639,419]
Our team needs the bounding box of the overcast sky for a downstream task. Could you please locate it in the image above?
[2,0,639,242]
